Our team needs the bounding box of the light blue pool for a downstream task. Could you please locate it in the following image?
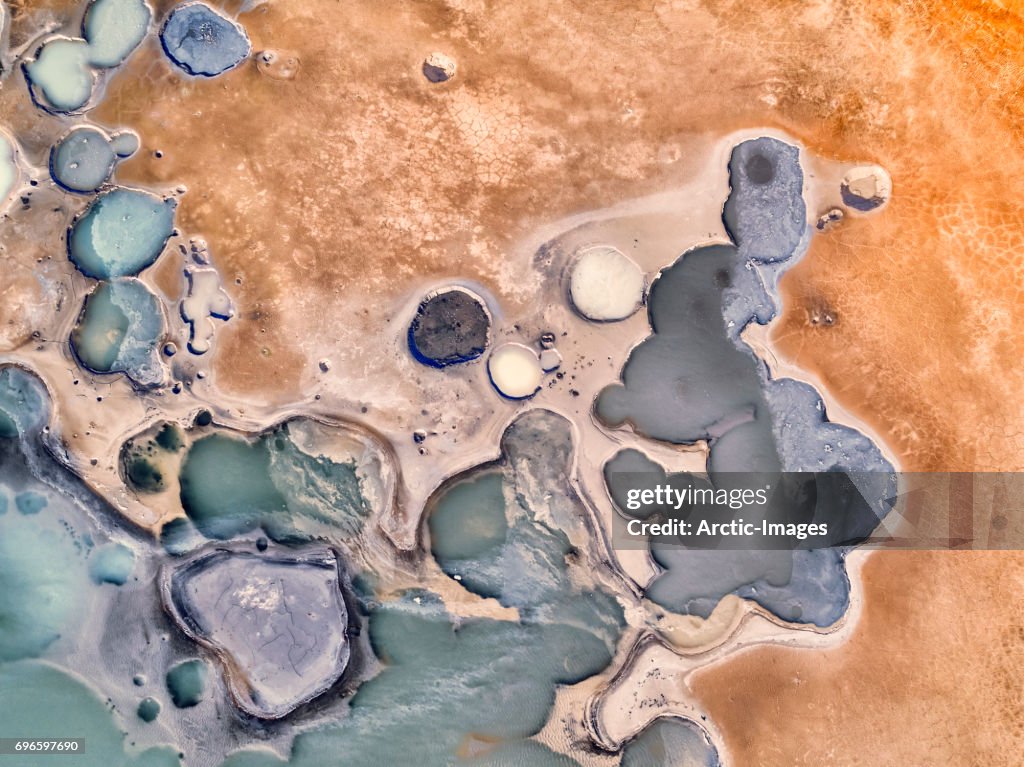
[71,278,165,386]
[68,188,176,278]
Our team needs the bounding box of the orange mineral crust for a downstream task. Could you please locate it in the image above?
[691,550,1024,766]
[85,0,1022,420]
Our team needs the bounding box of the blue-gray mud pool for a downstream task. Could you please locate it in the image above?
[598,137,895,626]
[160,3,251,78]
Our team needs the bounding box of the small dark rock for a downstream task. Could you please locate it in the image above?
[422,52,456,83]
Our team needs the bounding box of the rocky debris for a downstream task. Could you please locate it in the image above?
[816,207,844,230]
[841,165,892,211]
[162,546,351,719]
[423,52,456,83]
[256,49,300,81]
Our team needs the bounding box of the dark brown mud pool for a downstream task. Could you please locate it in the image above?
[408,287,491,368]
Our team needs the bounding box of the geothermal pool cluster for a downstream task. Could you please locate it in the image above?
[0,0,898,764]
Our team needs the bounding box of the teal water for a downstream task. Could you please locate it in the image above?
[620,718,719,767]
[0,366,714,765]
[176,423,368,543]
[159,516,203,555]
[220,589,616,767]
[0,370,91,662]
[430,461,623,637]
[51,126,117,193]
[261,595,611,766]
[165,659,208,708]
[137,696,161,723]
[0,367,47,437]
[178,432,286,538]
[84,0,151,68]
[89,542,135,585]
[458,740,583,766]
[71,278,165,385]
[68,189,176,278]
[154,422,184,451]
[0,495,88,661]
[0,662,180,767]
[427,472,507,562]
[0,368,182,766]
[15,490,47,514]
[122,422,184,494]
[219,413,626,766]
